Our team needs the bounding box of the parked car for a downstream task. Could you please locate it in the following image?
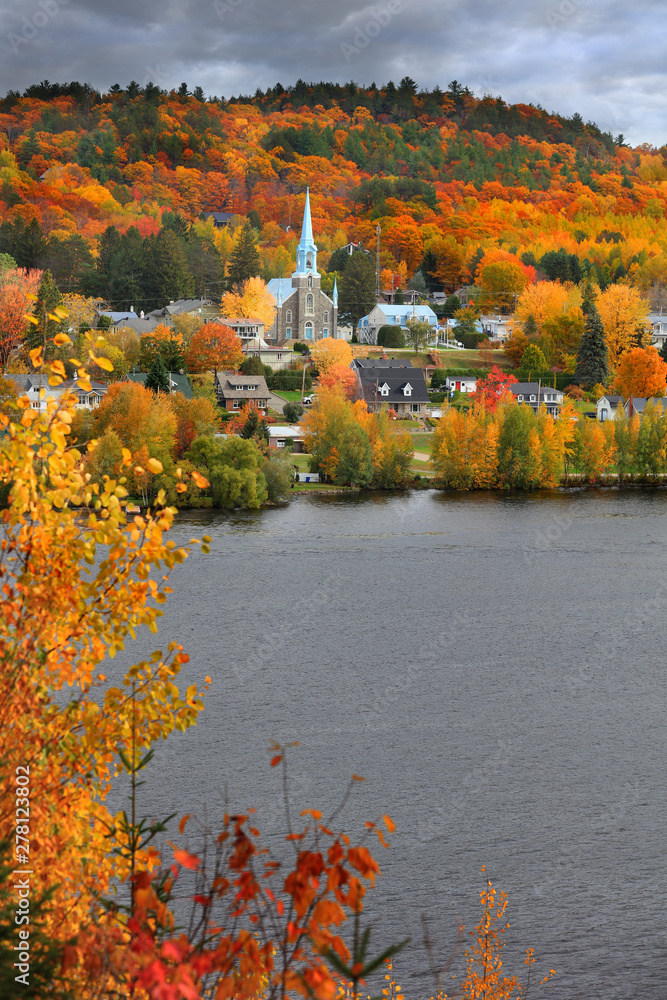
[302,394,317,405]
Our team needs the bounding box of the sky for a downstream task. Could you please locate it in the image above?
[1,0,665,147]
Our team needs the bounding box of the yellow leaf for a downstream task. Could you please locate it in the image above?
[53,333,72,347]
[50,360,67,377]
[191,470,209,489]
[76,377,92,391]
[383,814,396,834]
[92,355,114,372]
[147,458,163,475]
[29,347,43,367]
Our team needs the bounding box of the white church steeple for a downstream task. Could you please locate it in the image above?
[293,188,318,276]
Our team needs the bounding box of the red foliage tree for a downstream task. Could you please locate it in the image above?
[472,366,518,412]
[186,322,243,373]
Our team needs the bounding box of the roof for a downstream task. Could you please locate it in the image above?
[111,316,160,334]
[224,316,265,326]
[126,371,193,398]
[266,277,297,303]
[625,396,667,414]
[148,299,209,318]
[268,425,303,437]
[511,383,563,401]
[98,310,138,323]
[358,367,429,405]
[352,358,414,370]
[204,211,235,225]
[4,374,108,395]
[359,304,437,327]
[598,395,623,407]
[215,372,270,400]
[445,373,478,381]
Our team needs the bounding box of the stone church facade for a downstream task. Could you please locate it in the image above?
[267,190,338,344]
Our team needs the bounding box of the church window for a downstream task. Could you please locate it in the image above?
[306,252,313,269]
[324,311,328,322]
[286,309,292,323]
[305,322,314,340]
[306,294,314,313]
[308,275,313,288]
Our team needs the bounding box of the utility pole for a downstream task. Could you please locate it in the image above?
[375,224,381,304]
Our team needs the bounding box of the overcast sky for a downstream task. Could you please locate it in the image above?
[1,0,665,147]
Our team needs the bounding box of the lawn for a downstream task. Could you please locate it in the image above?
[410,432,433,455]
[272,389,307,402]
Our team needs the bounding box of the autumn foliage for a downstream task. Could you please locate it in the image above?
[185,322,243,373]
[614,346,667,398]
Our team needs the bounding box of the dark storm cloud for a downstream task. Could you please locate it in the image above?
[0,0,664,145]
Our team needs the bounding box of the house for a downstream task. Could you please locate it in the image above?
[215,372,270,413]
[267,424,305,452]
[149,298,211,320]
[647,312,667,350]
[445,374,478,394]
[351,358,414,372]
[4,374,108,410]
[597,395,623,421]
[242,337,294,371]
[356,304,438,345]
[97,310,138,326]
[125,371,193,398]
[510,382,564,416]
[354,361,429,416]
[479,314,511,342]
[266,190,338,343]
[203,211,235,228]
[221,317,266,342]
[624,396,667,419]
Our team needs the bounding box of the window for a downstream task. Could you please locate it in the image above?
[306,293,314,314]
[410,403,422,413]
[517,394,524,402]
[232,400,240,409]
[306,253,313,269]
[277,440,285,448]
[380,383,389,396]
[403,384,412,396]
[308,274,313,288]
[286,309,292,323]
[324,310,328,322]
[277,352,282,360]
[530,394,536,402]
[77,394,88,405]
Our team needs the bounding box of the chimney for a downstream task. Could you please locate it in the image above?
[628,396,633,417]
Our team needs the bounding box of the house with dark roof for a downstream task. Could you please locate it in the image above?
[510,382,564,416]
[125,371,193,398]
[624,396,667,419]
[351,358,414,371]
[215,372,270,413]
[445,374,478,394]
[5,374,108,410]
[354,363,429,416]
[149,298,211,320]
[204,211,235,228]
[597,395,623,421]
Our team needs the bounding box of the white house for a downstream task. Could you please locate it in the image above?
[445,374,478,394]
[647,312,667,350]
[267,424,305,452]
[597,395,623,421]
[356,304,438,345]
[242,336,294,371]
[511,382,564,417]
[4,374,108,411]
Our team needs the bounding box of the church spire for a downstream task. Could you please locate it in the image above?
[332,276,338,308]
[293,188,318,276]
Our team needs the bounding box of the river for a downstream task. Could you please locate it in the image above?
[111,488,667,1000]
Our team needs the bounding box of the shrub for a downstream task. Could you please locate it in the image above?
[377,325,405,348]
[283,401,304,422]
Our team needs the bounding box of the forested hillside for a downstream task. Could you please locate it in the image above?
[1,77,666,312]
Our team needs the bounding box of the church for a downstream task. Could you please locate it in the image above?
[267,190,338,343]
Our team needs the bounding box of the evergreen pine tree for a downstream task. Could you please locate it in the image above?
[145,354,170,393]
[574,304,608,387]
[523,313,538,338]
[26,269,63,351]
[338,251,376,328]
[228,222,260,288]
[581,281,598,316]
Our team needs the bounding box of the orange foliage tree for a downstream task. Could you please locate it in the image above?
[0,268,42,368]
[221,276,277,329]
[311,337,353,374]
[186,322,243,373]
[613,346,667,398]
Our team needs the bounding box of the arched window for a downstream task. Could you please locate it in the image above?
[306,294,314,314]
[308,275,313,288]
[305,322,314,340]
[323,310,328,322]
[306,252,313,269]
[286,309,292,323]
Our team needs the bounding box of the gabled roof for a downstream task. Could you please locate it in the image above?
[215,372,270,400]
[126,371,193,398]
[624,396,667,414]
[266,277,297,304]
[358,367,428,405]
[352,358,414,370]
[598,395,623,407]
[98,310,138,323]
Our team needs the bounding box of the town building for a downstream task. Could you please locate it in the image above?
[353,360,429,416]
[510,382,564,417]
[356,303,438,345]
[242,337,294,371]
[4,374,108,410]
[624,396,667,419]
[597,395,623,421]
[267,190,337,344]
[125,371,194,398]
[215,372,270,413]
[445,374,478,394]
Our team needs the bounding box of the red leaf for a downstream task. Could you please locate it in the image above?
[270,754,283,767]
[173,848,201,870]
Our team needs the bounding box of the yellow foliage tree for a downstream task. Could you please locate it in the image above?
[221,276,277,329]
[311,336,353,374]
[597,284,650,369]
